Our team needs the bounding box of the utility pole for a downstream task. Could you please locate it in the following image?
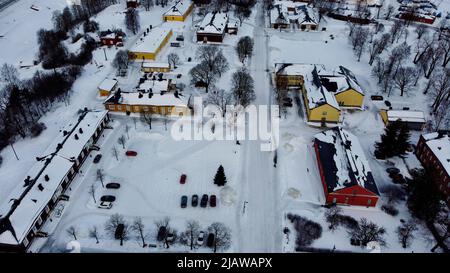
[10,143,19,160]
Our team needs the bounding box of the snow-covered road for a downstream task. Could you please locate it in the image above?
[237,3,281,253]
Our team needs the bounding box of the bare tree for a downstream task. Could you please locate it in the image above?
[96,169,105,187]
[415,24,429,40]
[195,46,229,77]
[231,67,255,107]
[141,0,154,11]
[368,34,390,66]
[125,7,140,35]
[236,36,254,64]
[89,226,100,244]
[131,217,147,247]
[393,66,415,96]
[396,220,418,248]
[111,146,119,161]
[348,218,386,247]
[390,20,406,44]
[0,63,19,86]
[430,68,450,112]
[66,226,78,240]
[140,110,154,130]
[353,28,370,62]
[208,222,231,253]
[413,33,434,64]
[372,57,388,84]
[190,62,217,93]
[438,37,450,67]
[325,206,342,231]
[118,135,126,149]
[206,88,232,117]
[112,50,129,71]
[125,124,130,139]
[166,53,180,70]
[88,183,96,203]
[181,220,200,250]
[105,213,129,246]
[421,45,444,79]
[384,4,394,20]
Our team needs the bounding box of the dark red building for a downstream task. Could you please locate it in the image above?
[415,131,450,205]
[314,127,380,207]
[398,12,436,24]
[100,33,123,46]
[196,12,228,43]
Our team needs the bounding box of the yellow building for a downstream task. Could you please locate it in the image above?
[98,78,118,97]
[335,89,364,108]
[301,79,341,124]
[380,109,426,130]
[104,91,190,117]
[129,28,173,61]
[141,62,171,73]
[163,0,194,22]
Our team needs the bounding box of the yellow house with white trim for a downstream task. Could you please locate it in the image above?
[163,0,194,22]
[129,28,173,61]
[141,62,171,73]
[98,78,118,97]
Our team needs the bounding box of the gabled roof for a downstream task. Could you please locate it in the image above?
[197,12,228,35]
[130,28,172,54]
[164,0,192,17]
[422,131,450,176]
[0,110,108,246]
[314,127,379,195]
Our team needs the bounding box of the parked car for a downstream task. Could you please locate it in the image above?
[125,151,138,156]
[115,224,124,239]
[100,195,116,202]
[106,183,121,189]
[180,174,187,184]
[166,232,174,243]
[385,100,391,107]
[157,226,167,241]
[181,195,188,208]
[283,101,293,107]
[210,195,217,207]
[390,173,406,184]
[191,194,199,207]
[370,95,384,101]
[200,194,209,208]
[386,167,400,175]
[206,233,215,248]
[197,231,205,246]
[98,201,113,209]
[93,154,102,163]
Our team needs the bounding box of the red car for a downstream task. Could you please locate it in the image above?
[125,151,138,156]
[180,174,187,184]
[209,195,217,207]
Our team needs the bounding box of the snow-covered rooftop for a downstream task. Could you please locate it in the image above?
[314,127,379,195]
[303,75,340,110]
[197,12,228,35]
[164,0,192,17]
[386,110,426,123]
[422,132,450,175]
[270,1,318,26]
[137,79,169,93]
[142,62,170,69]
[98,78,117,91]
[106,92,187,108]
[131,28,172,54]
[0,110,108,246]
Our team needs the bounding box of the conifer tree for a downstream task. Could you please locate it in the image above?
[395,123,411,157]
[375,120,401,159]
[214,165,227,187]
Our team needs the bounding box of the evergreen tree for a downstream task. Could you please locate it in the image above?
[214,165,227,187]
[374,120,401,159]
[395,123,411,157]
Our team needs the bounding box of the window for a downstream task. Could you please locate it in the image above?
[108,105,115,110]
[322,112,327,115]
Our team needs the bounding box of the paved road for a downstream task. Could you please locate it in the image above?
[238,3,281,253]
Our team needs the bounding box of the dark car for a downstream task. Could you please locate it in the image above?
[191,194,199,207]
[385,100,391,107]
[106,183,121,189]
[157,226,167,241]
[125,151,138,156]
[100,195,116,202]
[386,167,400,175]
[181,195,188,208]
[93,154,102,163]
[115,223,124,239]
[209,195,217,207]
[180,174,187,184]
[283,101,293,107]
[200,194,209,208]
[390,173,406,184]
[370,95,384,101]
[206,233,215,248]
